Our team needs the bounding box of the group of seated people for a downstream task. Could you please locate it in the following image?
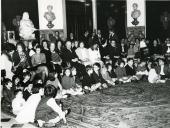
[1,30,170,127]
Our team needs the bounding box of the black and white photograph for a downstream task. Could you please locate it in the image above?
[1,0,170,128]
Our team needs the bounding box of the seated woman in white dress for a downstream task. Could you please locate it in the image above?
[75,41,90,66]
[88,43,103,65]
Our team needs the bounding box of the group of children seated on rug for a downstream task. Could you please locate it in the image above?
[1,56,170,127]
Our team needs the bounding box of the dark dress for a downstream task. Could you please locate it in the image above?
[41,49,51,69]
[35,97,59,122]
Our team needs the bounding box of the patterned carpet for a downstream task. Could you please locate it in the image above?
[1,81,170,128]
[60,81,170,128]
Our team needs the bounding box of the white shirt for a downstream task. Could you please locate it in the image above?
[167,47,170,53]
[88,48,101,64]
[122,46,125,52]
[140,40,147,48]
[75,47,89,61]
[160,65,165,75]
[148,69,159,83]
[12,97,25,115]
[15,94,41,123]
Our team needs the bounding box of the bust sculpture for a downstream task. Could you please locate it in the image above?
[131,3,141,26]
[44,5,56,28]
[19,12,36,40]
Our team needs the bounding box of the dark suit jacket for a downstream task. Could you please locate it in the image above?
[106,45,120,60]
[91,71,107,84]
[120,46,128,54]
[156,65,170,75]
[125,64,136,76]
[61,48,78,64]
[108,33,119,43]
[82,73,94,88]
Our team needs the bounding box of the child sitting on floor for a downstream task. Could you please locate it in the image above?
[82,65,101,92]
[125,58,139,81]
[62,68,84,95]
[136,60,148,80]
[46,72,68,99]
[101,66,115,86]
[35,84,69,127]
[12,89,25,115]
[115,60,131,83]
[2,78,14,112]
[106,63,117,82]
[148,63,166,83]
[46,72,63,90]
[15,83,44,123]
[92,63,108,89]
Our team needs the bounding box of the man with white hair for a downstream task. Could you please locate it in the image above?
[62,41,86,77]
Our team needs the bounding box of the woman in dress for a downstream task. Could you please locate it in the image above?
[88,43,103,65]
[75,41,90,66]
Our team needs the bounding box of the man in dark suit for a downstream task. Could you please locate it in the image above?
[61,41,86,77]
[81,31,90,48]
[108,29,119,44]
[106,40,120,65]
[156,58,170,79]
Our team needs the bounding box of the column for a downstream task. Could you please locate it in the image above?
[62,0,67,39]
[92,0,97,31]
